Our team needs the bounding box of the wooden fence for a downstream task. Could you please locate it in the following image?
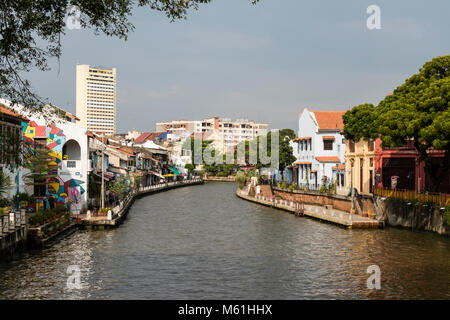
[373,187,450,206]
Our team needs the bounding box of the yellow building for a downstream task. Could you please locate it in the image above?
[76,65,116,135]
[345,139,376,195]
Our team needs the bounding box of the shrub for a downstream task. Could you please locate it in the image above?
[14,192,33,204]
[235,171,246,184]
[216,172,228,177]
[238,183,244,189]
[288,183,297,192]
[100,207,112,214]
[28,206,68,227]
[443,205,450,226]
[281,181,287,189]
[0,197,10,208]
[319,184,326,193]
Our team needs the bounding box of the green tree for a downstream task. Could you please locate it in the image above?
[0,0,259,108]
[278,129,296,173]
[23,148,57,198]
[0,169,12,198]
[342,103,378,142]
[343,55,450,192]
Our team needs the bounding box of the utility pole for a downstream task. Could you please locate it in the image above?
[101,133,105,209]
[16,167,20,211]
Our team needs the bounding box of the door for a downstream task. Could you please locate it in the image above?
[369,170,373,193]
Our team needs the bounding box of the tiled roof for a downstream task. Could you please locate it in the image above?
[311,110,346,130]
[294,161,312,165]
[292,136,312,142]
[117,146,135,156]
[332,164,346,170]
[322,136,335,140]
[135,132,162,143]
[135,132,153,143]
[315,156,341,163]
[0,104,28,121]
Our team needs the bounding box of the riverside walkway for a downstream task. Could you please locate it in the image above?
[80,179,204,229]
[236,188,383,229]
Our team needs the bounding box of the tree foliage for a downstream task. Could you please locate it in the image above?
[0,169,12,199]
[343,55,450,191]
[0,0,259,107]
[23,148,58,197]
[342,103,377,142]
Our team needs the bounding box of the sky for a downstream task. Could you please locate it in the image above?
[25,0,450,134]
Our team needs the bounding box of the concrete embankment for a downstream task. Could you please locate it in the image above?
[375,196,450,236]
[236,188,383,229]
[81,179,204,229]
[0,210,28,262]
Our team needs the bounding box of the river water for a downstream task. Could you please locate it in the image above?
[0,182,449,299]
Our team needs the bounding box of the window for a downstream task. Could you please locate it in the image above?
[349,140,355,153]
[368,139,374,152]
[67,161,77,168]
[63,140,81,160]
[323,139,333,150]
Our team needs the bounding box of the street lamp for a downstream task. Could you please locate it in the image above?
[101,132,105,209]
[350,158,355,213]
[91,132,106,209]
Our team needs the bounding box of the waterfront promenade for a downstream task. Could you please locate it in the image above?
[236,188,383,229]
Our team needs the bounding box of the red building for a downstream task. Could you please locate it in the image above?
[374,138,449,193]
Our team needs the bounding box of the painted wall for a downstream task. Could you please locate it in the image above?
[21,120,89,212]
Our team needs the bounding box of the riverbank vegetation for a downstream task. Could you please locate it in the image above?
[183,128,296,179]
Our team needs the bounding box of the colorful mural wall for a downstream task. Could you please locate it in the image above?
[22,121,85,209]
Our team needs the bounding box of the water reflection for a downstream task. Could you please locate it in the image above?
[1,182,449,299]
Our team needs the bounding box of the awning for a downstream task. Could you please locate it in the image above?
[149,170,166,180]
[169,166,181,176]
[94,173,112,182]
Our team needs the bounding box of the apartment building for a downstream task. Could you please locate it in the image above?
[156,117,268,147]
[76,64,117,135]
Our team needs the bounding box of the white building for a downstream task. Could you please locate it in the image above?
[76,64,117,135]
[156,117,268,149]
[291,108,346,188]
[1,99,90,213]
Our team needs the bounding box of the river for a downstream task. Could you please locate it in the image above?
[1,182,449,299]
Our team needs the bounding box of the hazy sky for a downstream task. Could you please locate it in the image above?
[26,0,450,133]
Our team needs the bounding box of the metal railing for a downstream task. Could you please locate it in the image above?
[373,187,450,206]
[0,209,27,237]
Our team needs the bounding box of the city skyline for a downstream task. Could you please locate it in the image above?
[22,0,450,132]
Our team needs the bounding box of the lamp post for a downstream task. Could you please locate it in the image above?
[101,132,105,209]
[118,177,120,206]
[16,166,20,211]
[350,158,355,213]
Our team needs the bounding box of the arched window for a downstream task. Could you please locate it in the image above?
[63,139,81,160]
